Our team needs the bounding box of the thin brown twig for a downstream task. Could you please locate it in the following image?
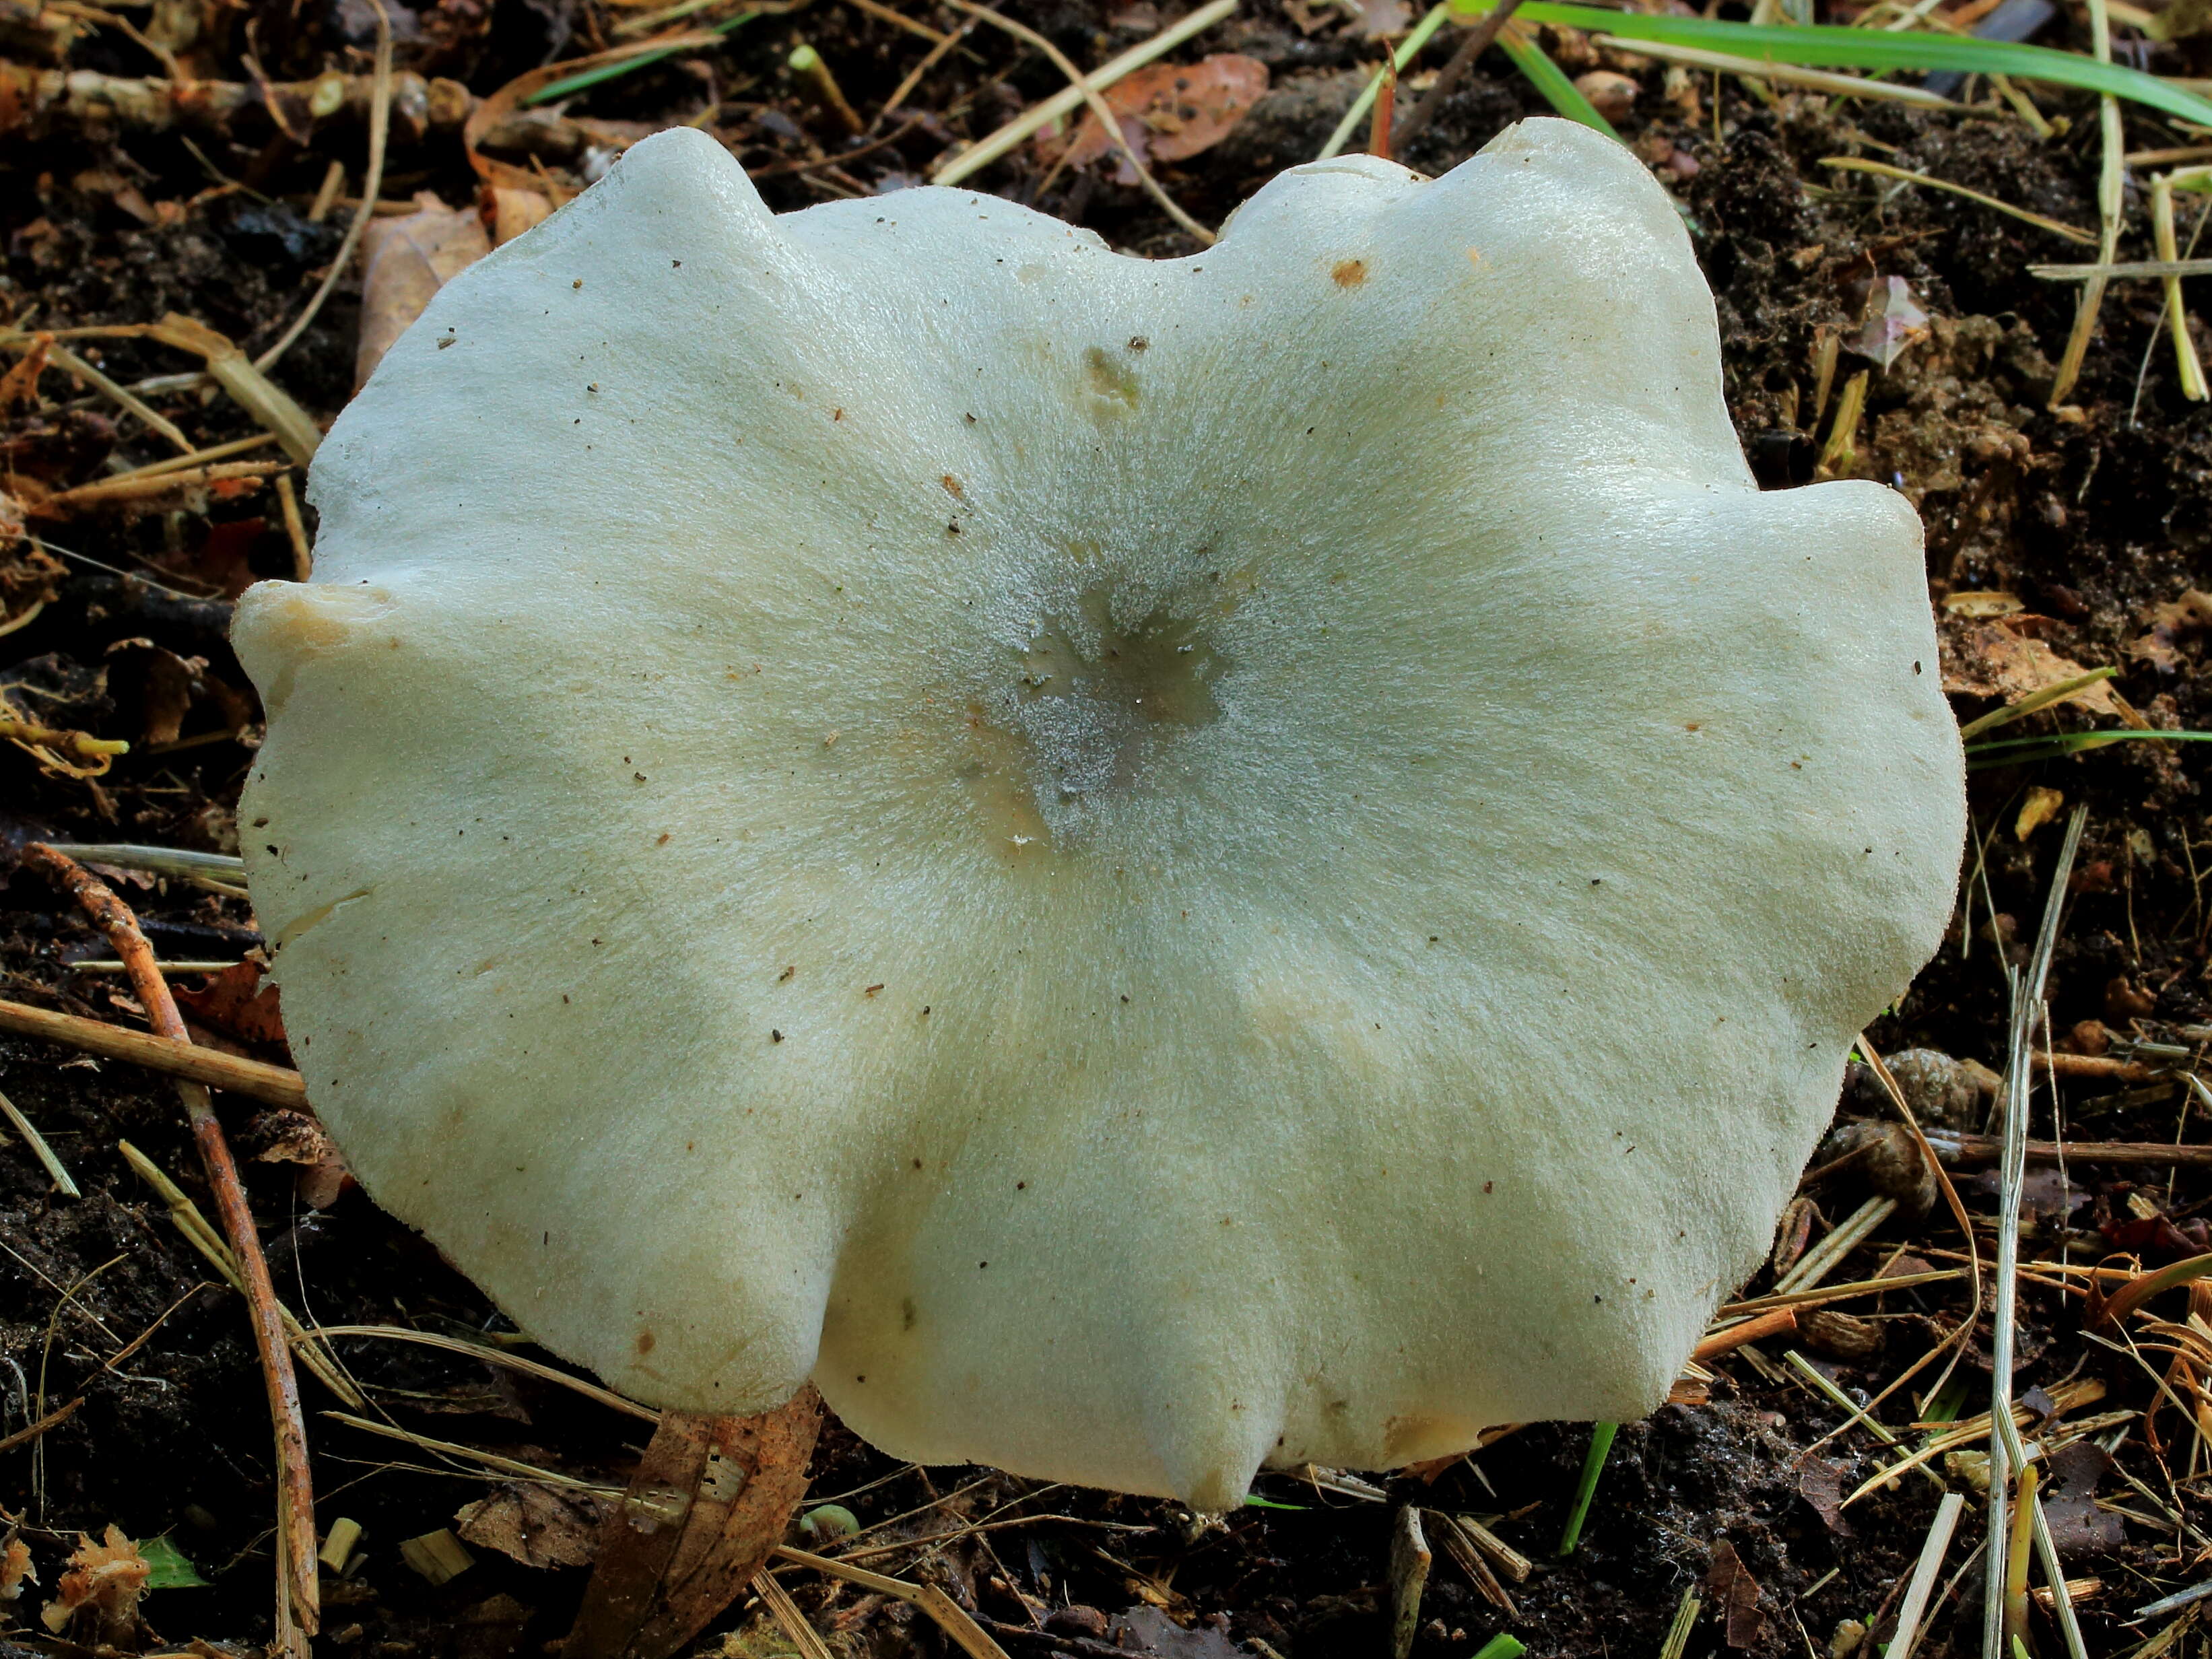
[0,996,309,1108]
[0,1395,81,1454]
[1393,0,1523,150]
[24,844,319,1634]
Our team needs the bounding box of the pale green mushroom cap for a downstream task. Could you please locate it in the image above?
[233,118,1964,1511]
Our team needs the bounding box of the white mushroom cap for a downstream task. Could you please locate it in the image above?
[233,118,1965,1511]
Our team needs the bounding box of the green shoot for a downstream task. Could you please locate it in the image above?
[1241,1493,1308,1510]
[1318,2,1454,158]
[527,12,758,106]
[1557,1420,1617,1555]
[1658,1589,1702,1659]
[1449,0,2212,127]
[1472,1635,1528,1659]
[1965,728,2212,769]
[1498,26,1623,137]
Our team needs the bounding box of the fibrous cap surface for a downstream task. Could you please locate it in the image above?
[234,118,1966,1510]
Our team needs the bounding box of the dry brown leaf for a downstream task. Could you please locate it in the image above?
[1050,55,1269,176]
[356,194,492,390]
[41,1525,149,1644]
[486,185,555,247]
[0,334,51,414]
[566,1390,822,1659]
[176,958,288,1048]
[1942,618,2129,721]
[457,1483,613,1570]
[1705,1539,1766,1649]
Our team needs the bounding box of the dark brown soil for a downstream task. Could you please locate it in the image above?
[4,0,2211,1654]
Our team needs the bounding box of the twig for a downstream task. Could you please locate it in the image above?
[1394,0,1524,149]
[0,996,309,1108]
[22,844,319,1634]
[930,0,1238,185]
[119,1141,363,1404]
[933,0,1215,244]
[0,1395,81,1454]
[1691,1306,1797,1359]
[1925,1132,2212,1167]
[255,0,391,374]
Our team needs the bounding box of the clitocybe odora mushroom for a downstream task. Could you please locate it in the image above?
[234,118,1965,1511]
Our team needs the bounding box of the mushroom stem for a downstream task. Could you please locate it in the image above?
[24,844,321,1636]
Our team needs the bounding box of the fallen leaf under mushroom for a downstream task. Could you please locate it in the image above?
[1046,55,1269,177]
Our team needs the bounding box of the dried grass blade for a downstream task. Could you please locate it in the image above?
[1820,156,2095,242]
[931,0,1238,184]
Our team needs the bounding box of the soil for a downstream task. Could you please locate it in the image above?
[3,0,2211,1654]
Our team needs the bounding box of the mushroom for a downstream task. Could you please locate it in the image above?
[232,118,1965,1510]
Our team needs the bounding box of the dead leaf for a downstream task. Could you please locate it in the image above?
[1705,1540,1765,1649]
[566,1389,822,1659]
[175,958,288,1048]
[0,334,51,414]
[485,185,555,247]
[1846,275,1931,372]
[457,1484,613,1570]
[2128,588,2212,673]
[1942,618,2131,722]
[240,1106,354,1209]
[41,1525,149,1644]
[356,194,493,389]
[1049,55,1269,178]
[104,638,221,746]
[1796,1455,1853,1538]
[2041,1442,2124,1559]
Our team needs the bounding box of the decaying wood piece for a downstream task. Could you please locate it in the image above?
[0,61,471,142]
[566,1388,822,1659]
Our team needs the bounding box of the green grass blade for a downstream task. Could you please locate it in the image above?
[527,11,756,105]
[1451,0,2212,127]
[1556,1420,1618,1555]
[1498,27,1623,137]
[1471,1636,1527,1659]
[1965,727,2212,768]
